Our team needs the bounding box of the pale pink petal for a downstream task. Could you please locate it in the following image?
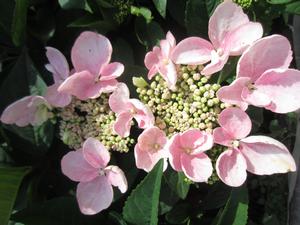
[113,111,133,137]
[148,66,159,80]
[168,134,183,171]
[224,22,263,55]
[137,127,167,152]
[97,79,118,94]
[241,87,271,108]
[216,148,247,187]
[58,71,103,100]
[218,107,251,139]
[158,61,177,90]
[181,153,213,182]
[105,165,128,193]
[166,31,176,47]
[108,82,130,114]
[254,69,300,113]
[160,39,171,59]
[144,47,160,70]
[61,150,98,182]
[201,50,229,76]
[0,96,49,127]
[76,176,113,215]
[213,127,234,147]
[71,31,112,75]
[216,77,250,111]
[208,1,249,49]
[237,35,293,82]
[171,37,214,65]
[130,99,155,129]
[83,137,110,169]
[44,83,72,107]
[240,135,296,175]
[45,47,69,82]
[100,62,124,81]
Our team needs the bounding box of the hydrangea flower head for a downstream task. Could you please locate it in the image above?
[213,107,296,187]
[61,137,127,215]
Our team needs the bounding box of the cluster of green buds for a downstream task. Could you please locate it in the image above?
[233,0,253,9]
[58,94,134,152]
[134,65,227,137]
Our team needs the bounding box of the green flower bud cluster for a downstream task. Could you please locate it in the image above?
[58,94,134,152]
[206,145,226,185]
[111,0,133,24]
[135,65,226,137]
[233,0,252,9]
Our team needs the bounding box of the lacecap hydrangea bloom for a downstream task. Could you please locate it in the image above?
[0,0,299,216]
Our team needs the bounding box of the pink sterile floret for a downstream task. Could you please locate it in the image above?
[0,95,51,127]
[44,47,72,107]
[58,31,124,100]
[171,1,263,76]
[213,107,296,187]
[144,31,178,90]
[217,35,300,113]
[109,83,154,137]
[168,129,214,182]
[61,137,128,215]
[134,126,169,172]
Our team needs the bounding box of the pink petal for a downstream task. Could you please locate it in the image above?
[134,144,168,172]
[216,148,247,187]
[237,35,293,82]
[216,77,250,110]
[130,99,155,129]
[158,61,178,90]
[148,66,159,80]
[105,165,128,193]
[224,22,263,56]
[100,62,124,81]
[241,87,271,108]
[208,1,249,49]
[160,39,171,59]
[201,50,229,76]
[254,69,300,113]
[171,37,214,65]
[76,176,113,215]
[45,47,69,82]
[181,153,213,182]
[218,107,251,139]
[137,126,167,152]
[58,71,103,100]
[0,96,49,127]
[97,79,118,94]
[61,150,98,182]
[113,111,133,137]
[240,135,296,175]
[166,31,176,47]
[213,127,234,147]
[144,47,160,71]
[108,82,130,114]
[71,31,112,75]
[179,129,213,154]
[168,134,183,171]
[83,137,110,169]
[44,83,72,107]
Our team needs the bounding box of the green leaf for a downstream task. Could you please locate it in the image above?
[164,170,190,199]
[286,2,300,14]
[109,211,128,225]
[112,38,134,65]
[246,106,263,132]
[11,0,29,46]
[135,17,164,49]
[267,0,293,4]
[11,197,105,225]
[123,160,164,225]
[214,185,249,225]
[165,203,189,224]
[131,6,153,23]
[206,0,221,16]
[185,0,209,37]
[153,0,167,18]
[58,0,91,11]
[0,167,31,225]
[167,0,186,27]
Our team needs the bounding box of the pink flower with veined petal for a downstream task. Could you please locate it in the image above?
[1,95,51,127]
[58,31,124,100]
[61,137,127,215]
[144,31,177,90]
[109,83,154,137]
[171,1,263,76]
[134,126,169,172]
[213,107,296,187]
[168,129,213,182]
[217,35,300,113]
[44,47,72,107]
